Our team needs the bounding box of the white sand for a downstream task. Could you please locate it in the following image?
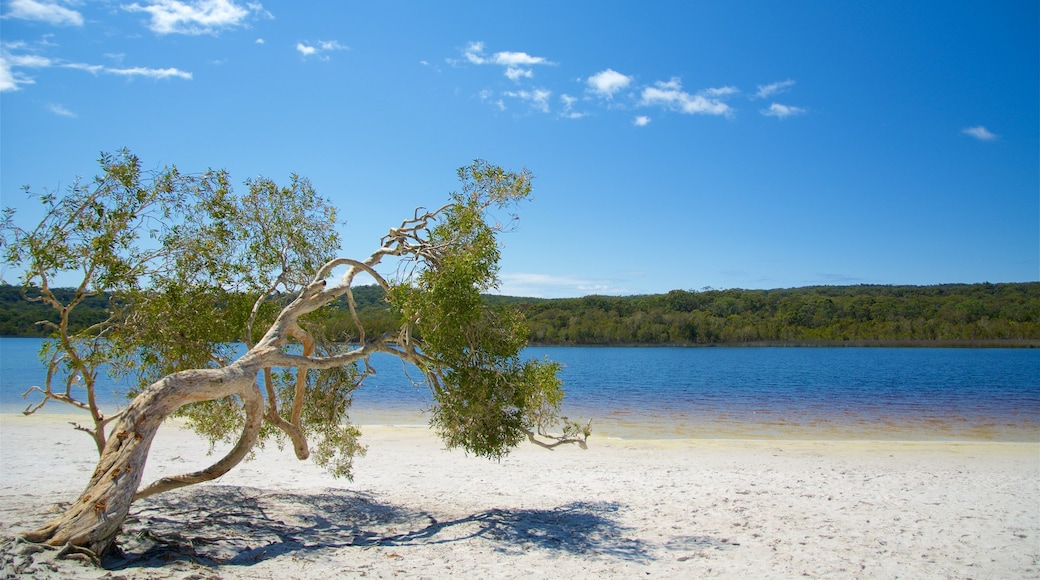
[1,413,1037,579]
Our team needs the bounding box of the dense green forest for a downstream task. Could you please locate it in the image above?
[2,282,1038,346]
[0,286,112,337]
[510,283,1040,346]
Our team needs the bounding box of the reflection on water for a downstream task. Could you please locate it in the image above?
[2,338,1037,441]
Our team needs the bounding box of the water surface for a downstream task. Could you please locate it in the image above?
[2,338,1036,441]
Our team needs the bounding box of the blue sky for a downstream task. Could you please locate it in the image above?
[1,1,1037,298]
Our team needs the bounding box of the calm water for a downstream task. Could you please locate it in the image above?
[1,337,1037,441]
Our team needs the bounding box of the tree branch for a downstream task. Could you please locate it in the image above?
[133,372,265,500]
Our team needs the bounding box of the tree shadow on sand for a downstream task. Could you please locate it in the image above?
[101,485,652,571]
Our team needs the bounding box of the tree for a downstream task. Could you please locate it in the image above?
[1,152,588,560]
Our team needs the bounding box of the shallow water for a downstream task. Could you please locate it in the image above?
[2,338,1037,441]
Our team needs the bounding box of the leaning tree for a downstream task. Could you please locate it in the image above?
[0,150,588,560]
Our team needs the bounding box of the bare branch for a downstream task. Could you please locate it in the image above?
[245,276,284,349]
[134,369,265,500]
[524,421,591,451]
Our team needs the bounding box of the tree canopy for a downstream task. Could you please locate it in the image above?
[1,151,586,559]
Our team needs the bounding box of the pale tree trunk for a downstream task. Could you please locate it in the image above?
[21,279,343,559]
[22,359,265,558]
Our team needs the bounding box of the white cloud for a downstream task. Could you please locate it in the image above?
[640,78,734,116]
[318,40,345,51]
[105,66,192,79]
[245,1,271,19]
[297,40,346,59]
[962,125,997,141]
[1,47,192,90]
[633,115,651,126]
[7,53,54,68]
[496,272,627,299]
[505,67,533,81]
[123,0,263,35]
[755,79,795,99]
[761,102,805,118]
[61,61,102,73]
[3,0,83,26]
[559,94,584,119]
[461,41,552,79]
[587,68,632,99]
[478,88,505,111]
[0,64,14,92]
[463,41,487,64]
[0,56,32,91]
[1,50,51,91]
[504,88,551,113]
[703,86,739,98]
[255,37,264,44]
[493,51,548,67]
[65,61,192,79]
[47,103,75,116]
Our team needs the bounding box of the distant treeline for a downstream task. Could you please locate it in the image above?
[507,283,1040,346]
[3,282,1039,346]
[0,286,111,337]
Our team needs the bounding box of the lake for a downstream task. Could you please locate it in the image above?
[1,337,1037,441]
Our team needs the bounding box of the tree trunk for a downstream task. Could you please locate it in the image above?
[22,362,264,558]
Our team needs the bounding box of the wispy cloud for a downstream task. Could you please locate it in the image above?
[761,102,805,118]
[450,45,807,125]
[478,89,506,111]
[297,40,347,60]
[6,53,53,68]
[61,60,192,79]
[0,48,191,91]
[123,0,266,35]
[640,78,736,116]
[559,94,584,119]
[2,0,83,26]
[962,125,997,141]
[0,55,33,91]
[1,49,49,91]
[505,67,532,81]
[107,66,192,79]
[497,273,627,299]
[47,103,75,116]
[461,41,553,80]
[587,68,632,99]
[703,86,740,98]
[493,51,549,66]
[755,79,795,99]
[503,88,552,113]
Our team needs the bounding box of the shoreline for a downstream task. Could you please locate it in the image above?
[6,336,1040,347]
[4,409,1035,444]
[3,410,1037,444]
[5,411,1040,444]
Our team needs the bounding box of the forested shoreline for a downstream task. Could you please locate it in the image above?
[509,283,1040,346]
[2,282,1039,346]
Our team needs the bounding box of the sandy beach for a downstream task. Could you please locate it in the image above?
[1,413,1037,579]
